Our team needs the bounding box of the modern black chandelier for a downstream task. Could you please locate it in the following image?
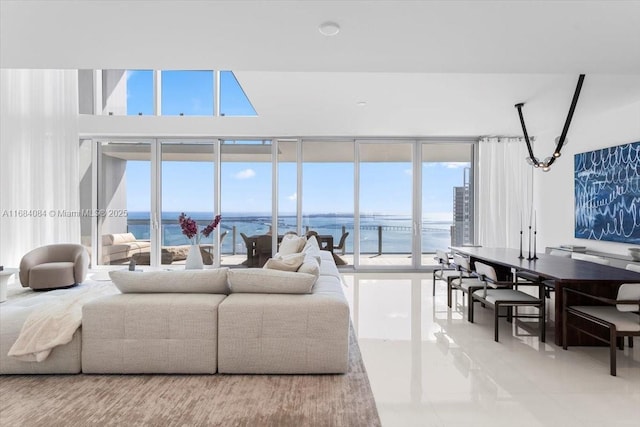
[515,74,585,172]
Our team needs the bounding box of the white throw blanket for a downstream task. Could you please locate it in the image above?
[8,283,117,362]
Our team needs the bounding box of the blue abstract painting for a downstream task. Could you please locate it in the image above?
[574,141,640,244]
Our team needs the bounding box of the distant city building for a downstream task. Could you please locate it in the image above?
[452,167,472,246]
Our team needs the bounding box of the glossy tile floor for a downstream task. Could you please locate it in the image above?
[342,273,640,427]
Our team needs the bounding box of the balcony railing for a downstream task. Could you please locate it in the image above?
[124,217,468,256]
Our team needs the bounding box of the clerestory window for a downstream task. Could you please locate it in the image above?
[80,69,257,117]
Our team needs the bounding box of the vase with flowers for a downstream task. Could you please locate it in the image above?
[179,213,222,269]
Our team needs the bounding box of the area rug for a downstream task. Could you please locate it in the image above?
[0,325,380,427]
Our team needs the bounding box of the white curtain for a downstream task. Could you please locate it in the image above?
[477,137,533,249]
[0,69,80,267]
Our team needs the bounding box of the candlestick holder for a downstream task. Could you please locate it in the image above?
[531,230,539,260]
[527,226,532,260]
[518,229,524,259]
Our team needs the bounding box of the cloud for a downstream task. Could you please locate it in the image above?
[404,168,413,176]
[422,162,469,169]
[234,169,256,179]
[288,193,297,201]
[444,162,468,169]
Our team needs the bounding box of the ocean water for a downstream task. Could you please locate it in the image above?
[127,212,454,254]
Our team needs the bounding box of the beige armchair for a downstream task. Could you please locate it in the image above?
[19,244,89,290]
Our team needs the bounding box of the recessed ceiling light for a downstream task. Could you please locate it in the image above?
[356,101,367,107]
[319,21,340,36]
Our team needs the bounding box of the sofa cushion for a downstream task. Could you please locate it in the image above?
[302,236,322,265]
[102,232,137,246]
[109,268,229,294]
[297,255,320,277]
[279,234,307,255]
[227,268,316,294]
[263,253,305,272]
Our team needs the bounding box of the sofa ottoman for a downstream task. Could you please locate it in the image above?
[218,274,350,374]
[82,293,225,374]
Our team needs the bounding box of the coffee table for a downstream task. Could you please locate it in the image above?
[0,268,19,303]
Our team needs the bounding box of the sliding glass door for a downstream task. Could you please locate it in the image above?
[421,142,474,266]
[90,138,475,270]
[357,142,414,268]
[220,140,273,267]
[278,140,299,235]
[302,140,354,264]
[160,140,216,266]
[96,140,153,266]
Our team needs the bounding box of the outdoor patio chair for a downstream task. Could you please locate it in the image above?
[240,233,257,267]
[333,232,349,255]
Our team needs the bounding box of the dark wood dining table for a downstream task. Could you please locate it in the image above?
[450,246,640,346]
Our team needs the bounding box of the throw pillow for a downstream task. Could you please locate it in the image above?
[297,255,320,277]
[279,234,307,255]
[109,268,229,294]
[302,235,322,265]
[227,268,316,294]
[263,253,305,272]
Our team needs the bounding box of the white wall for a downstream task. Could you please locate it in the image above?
[534,100,640,256]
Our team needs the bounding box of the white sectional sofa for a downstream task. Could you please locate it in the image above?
[0,237,350,375]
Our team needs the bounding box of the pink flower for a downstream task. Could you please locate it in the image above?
[202,214,222,238]
[179,213,222,243]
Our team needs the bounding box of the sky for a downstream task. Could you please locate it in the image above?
[123,71,469,219]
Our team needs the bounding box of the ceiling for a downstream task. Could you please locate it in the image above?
[2,0,640,137]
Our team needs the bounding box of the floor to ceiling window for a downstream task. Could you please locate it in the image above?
[302,140,354,264]
[96,140,153,266]
[421,142,474,266]
[86,138,476,269]
[220,140,273,265]
[277,140,299,235]
[357,141,414,268]
[161,140,216,266]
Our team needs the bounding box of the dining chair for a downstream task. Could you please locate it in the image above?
[447,253,484,309]
[332,232,350,265]
[432,249,458,296]
[240,232,257,267]
[333,232,349,255]
[470,261,546,343]
[563,278,640,376]
[255,235,273,267]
